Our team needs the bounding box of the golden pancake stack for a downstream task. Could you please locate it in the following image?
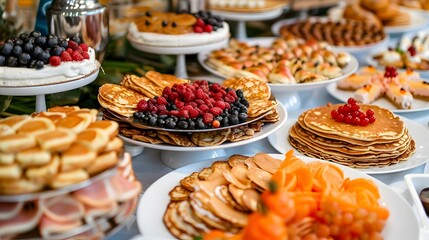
[0,106,123,194]
[98,71,189,118]
[288,104,416,168]
[164,153,282,239]
[99,71,280,147]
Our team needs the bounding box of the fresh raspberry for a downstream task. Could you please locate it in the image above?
[193,25,203,33]
[204,25,213,33]
[71,51,84,61]
[159,110,168,115]
[199,104,209,113]
[212,92,223,101]
[209,107,223,116]
[202,113,214,124]
[178,109,189,118]
[157,96,168,105]
[137,100,148,112]
[79,43,88,52]
[66,48,73,54]
[157,104,167,112]
[227,90,237,99]
[169,110,179,116]
[81,51,90,59]
[174,99,185,109]
[60,51,72,62]
[224,95,236,104]
[196,18,205,27]
[182,105,194,111]
[68,40,79,50]
[188,102,197,108]
[183,92,195,102]
[195,99,205,106]
[75,46,83,54]
[168,92,179,102]
[49,56,61,66]
[163,87,172,96]
[195,89,205,99]
[214,101,226,110]
[189,108,199,118]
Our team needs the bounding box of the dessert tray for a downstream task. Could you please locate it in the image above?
[327,6,427,34]
[327,82,429,113]
[136,154,420,240]
[268,117,429,175]
[198,37,358,91]
[271,17,390,53]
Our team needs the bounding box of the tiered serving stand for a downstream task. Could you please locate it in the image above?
[0,62,100,112]
[127,35,228,79]
[0,157,137,239]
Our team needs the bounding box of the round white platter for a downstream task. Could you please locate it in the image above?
[136,154,420,240]
[268,117,429,175]
[197,37,359,91]
[120,104,287,168]
[326,82,429,113]
[327,6,427,34]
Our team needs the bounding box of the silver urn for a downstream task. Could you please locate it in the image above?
[46,0,109,62]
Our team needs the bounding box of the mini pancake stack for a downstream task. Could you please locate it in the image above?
[288,104,416,168]
[0,106,123,194]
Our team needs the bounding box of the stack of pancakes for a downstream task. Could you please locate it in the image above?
[288,104,416,168]
[0,106,123,194]
[98,71,189,117]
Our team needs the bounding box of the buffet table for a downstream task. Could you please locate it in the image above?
[110,85,429,240]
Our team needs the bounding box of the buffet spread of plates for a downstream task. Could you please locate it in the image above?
[3,1,429,239]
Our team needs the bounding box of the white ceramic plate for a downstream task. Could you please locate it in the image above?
[366,52,429,78]
[120,103,287,152]
[327,6,427,34]
[326,82,429,113]
[404,174,429,229]
[137,154,420,240]
[268,117,429,175]
[197,37,359,92]
[271,17,390,54]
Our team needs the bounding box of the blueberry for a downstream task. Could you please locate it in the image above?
[208,18,217,26]
[178,120,188,129]
[35,36,46,47]
[34,60,44,69]
[58,39,68,48]
[0,55,5,66]
[23,42,34,53]
[171,104,178,110]
[27,59,37,68]
[157,119,165,127]
[46,37,58,48]
[165,120,176,129]
[213,25,218,31]
[37,52,50,64]
[145,11,151,17]
[133,112,140,118]
[18,53,31,65]
[228,115,239,125]
[172,116,178,122]
[188,119,195,129]
[47,34,58,40]
[196,120,205,129]
[30,31,42,38]
[172,22,177,28]
[70,35,81,44]
[240,106,248,113]
[148,116,157,126]
[24,37,35,44]
[19,33,29,41]
[238,112,247,122]
[240,99,249,107]
[50,46,64,56]
[236,89,244,98]
[44,48,51,54]
[1,43,13,56]
[159,114,168,120]
[14,39,23,46]
[12,45,22,57]
[162,20,168,27]
[232,109,239,116]
[6,56,18,67]
[221,117,229,126]
[214,116,223,122]
[32,46,43,59]
[143,116,149,122]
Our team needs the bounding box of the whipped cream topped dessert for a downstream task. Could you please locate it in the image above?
[128,10,230,47]
[0,31,99,87]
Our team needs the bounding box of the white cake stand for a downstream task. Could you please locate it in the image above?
[127,35,229,79]
[119,104,287,169]
[211,7,285,40]
[0,62,100,112]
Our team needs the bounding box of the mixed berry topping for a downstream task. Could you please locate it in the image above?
[133,80,249,129]
[0,32,89,69]
[330,98,376,126]
[384,66,398,78]
[192,11,224,33]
